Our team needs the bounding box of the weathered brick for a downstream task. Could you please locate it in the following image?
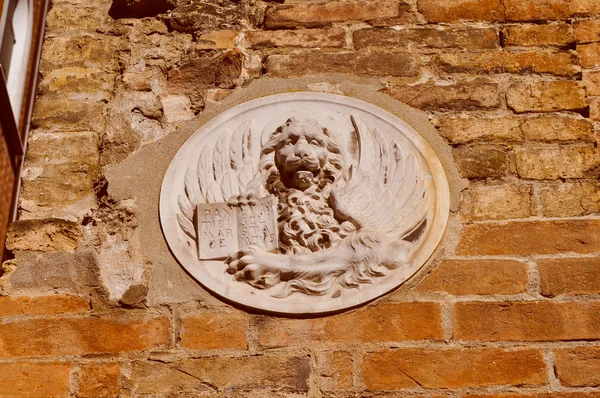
[416,259,528,295]
[39,67,114,101]
[40,35,119,73]
[180,311,248,350]
[385,83,500,111]
[539,257,600,296]
[7,249,99,291]
[195,30,239,50]
[418,0,505,22]
[515,146,600,179]
[0,316,169,357]
[556,347,600,386]
[520,116,594,142]
[354,27,498,50]
[588,97,600,120]
[461,184,532,220]
[503,24,574,47]
[456,220,600,255]
[578,42,600,68]
[31,96,106,132]
[572,0,600,15]
[318,351,353,392]
[584,70,600,95]
[267,51,419,78]
[6,219,81,252]
[19,131,99,221]
[507,81,587,113]
[453,145,508,179]
[466,393,600,398]
[504,0,571,21]
[437,117,523,144]
[257,303,442,348]
[362,348,546,389]
[244,28,345,49]
[0,362,70,397]
[455,301,600,341]
[131,356,310,393]
[79,363,120,398]
[540,182,600,217]
[122,69,154,91]
[0,295,88,316]
[265,1,407,28]
[437,51,579,76]
[45,3,112,33]
[575,19,600,43]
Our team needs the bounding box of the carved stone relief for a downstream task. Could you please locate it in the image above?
[160,93,449,314]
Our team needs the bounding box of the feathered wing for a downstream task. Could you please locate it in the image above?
[332,116,431,241]
[177,121,259,239]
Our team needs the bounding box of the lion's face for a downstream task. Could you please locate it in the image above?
[274,119,332,190]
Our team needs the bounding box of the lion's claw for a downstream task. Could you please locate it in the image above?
[225,249,280,289]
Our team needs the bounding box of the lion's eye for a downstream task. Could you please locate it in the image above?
[310,140,320,146]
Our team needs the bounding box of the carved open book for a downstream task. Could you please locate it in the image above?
[195,195,278,260]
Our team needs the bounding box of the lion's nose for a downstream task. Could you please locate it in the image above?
[294,143,310,158]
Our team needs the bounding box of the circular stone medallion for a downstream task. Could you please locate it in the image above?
[160,93,449,314]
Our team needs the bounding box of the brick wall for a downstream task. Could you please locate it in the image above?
[3,0,600,396]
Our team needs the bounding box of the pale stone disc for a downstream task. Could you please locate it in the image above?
[160,92,450,314]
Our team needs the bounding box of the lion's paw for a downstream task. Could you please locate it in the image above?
[225,250,281,289]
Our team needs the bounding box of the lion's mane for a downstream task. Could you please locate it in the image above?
[258,119,356,255]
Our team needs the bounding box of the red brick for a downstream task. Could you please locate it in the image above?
[0,295,88,316]
[503,24,574,47]
[456,220,600,256]
[131,356,310,393]
[504,0,571,21]
[257,303,442,348]
[418,0,505,22]
[265,1,407,29]
[0,362,71,397]
[556,346,600,386]
[243,28,346,49]
[385,83,500,111]
[79,363,120,398]
[578,42,600,68]
[515,146,600,180]
[455,301,600,341]
[438,51,579,76]
[354,27,498,50]
[267,51,419,78]
[0,316,169,357]
[180,312,248,350]
[362,348,546,389]
[575,19,600,43]
[318,351,353,392]
[453,145,508,179]
[507,81,587,113]
[416,259,528,295]
[539,257,600,296]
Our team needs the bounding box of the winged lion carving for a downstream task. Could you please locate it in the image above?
[177,116,432,297]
